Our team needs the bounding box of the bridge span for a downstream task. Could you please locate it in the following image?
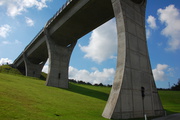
[13,0,164,119]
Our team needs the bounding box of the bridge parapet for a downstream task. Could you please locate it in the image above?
[24,28,44,51]
[45,0,74,27]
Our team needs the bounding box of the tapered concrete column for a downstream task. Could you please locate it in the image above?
[44,28,77,89]
[23,52,46,78]
[102,0,164,119]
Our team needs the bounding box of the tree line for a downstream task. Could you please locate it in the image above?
[171,78,180,90]
[70,78,180,90]
[69,79,112,87]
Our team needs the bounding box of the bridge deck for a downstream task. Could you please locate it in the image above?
[13,0,114,69]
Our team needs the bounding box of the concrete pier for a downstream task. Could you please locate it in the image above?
[44,28,77,88]
[13,0,164,119]
[102,0,164,119]
[23,52,46,78]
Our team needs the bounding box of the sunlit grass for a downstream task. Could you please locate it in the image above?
[0,73,110,120]
[159,90,180,114]
[0,72,179,120]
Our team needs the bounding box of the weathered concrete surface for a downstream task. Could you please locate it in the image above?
[23,52,46,78]
[44,28,77,88]
[102,0,164,119]
[13,0,164,119]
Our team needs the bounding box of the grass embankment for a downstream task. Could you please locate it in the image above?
[0,65,179,120]
[0,73,111,120]
[159,90,180,115]
[0,65,22,75]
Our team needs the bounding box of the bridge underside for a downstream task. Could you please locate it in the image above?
[13,0,164,119]
[49,0,114,46]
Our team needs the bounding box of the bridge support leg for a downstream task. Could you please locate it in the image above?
[23,53,46,78]
[44,29,76,89]
[102,0,164,119]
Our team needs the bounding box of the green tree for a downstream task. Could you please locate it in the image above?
[171,78,180,90]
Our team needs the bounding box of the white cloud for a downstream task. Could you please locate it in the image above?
[42,64,115,85]
[14,40,22,44]
[0,58,13,65]
[146,28,151,39]
[0,24,11,38]
[147,15,157,29]
[1,40,22,45]
[25,17,34,26]
[0,0,51,17]
[42,59,49,73]
[79,19,117,63]
[1,41,11,45]
[42,65,48,73]
[152,64,169,81]
[69,66,115,85]
[0,1,4,5]
[158,4,180,51]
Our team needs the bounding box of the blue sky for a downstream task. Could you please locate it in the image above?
[0,0,179,88]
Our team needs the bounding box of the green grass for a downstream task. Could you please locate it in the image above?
[0,73,110,120]
[0,71,179,120]
[0,65,22,75]
[159,90,180,115]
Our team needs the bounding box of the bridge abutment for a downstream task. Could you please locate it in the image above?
[44,28,76,89]
[102,0,164,119]
[23,53,46,78]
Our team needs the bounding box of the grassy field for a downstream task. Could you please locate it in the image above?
[0,71,179,120]
[0,73,110,120]
[159,90,180,114]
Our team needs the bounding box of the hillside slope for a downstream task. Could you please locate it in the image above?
[0,72,179,120]
[0,65,22,75]
[0,73,111,120]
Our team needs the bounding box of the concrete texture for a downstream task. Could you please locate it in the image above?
[102,0,164,119]
[23,52,46,78]
[44,28,76,88]
[13,0,164,119]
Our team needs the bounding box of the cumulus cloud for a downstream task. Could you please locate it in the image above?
[0,58,13,65]
[42,64,115,85]
[152,64,170,81]
[79,19,117,63]
[147,15,157,29]
[25,17,34,26]
[69,66,115,85]
[0,0,51,17]
[158,4,180,51]
[0,24,11,38]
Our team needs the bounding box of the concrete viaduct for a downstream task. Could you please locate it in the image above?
[13,0,164,119]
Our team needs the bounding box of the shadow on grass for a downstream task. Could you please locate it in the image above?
[67,83,109,101]
[165,109,178,115]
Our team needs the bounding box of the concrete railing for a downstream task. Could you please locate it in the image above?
[45,0,73,27]
[24,28,44,51]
